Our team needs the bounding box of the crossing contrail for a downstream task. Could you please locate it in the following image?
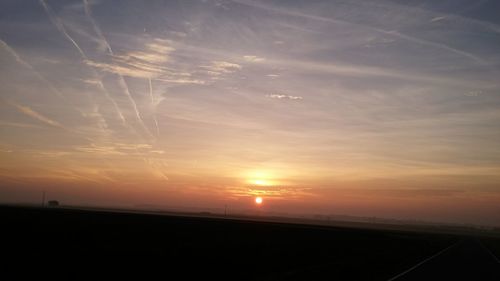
[40,0,86,58]
[83,0,113,54]
[96,80,126,125]
[40,0,147,137]
[82,0,155,139]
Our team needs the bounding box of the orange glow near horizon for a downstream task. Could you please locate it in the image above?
[244,170,280,187]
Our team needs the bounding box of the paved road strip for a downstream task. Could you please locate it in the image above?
[387,241,460,281]
[478,240,500,264]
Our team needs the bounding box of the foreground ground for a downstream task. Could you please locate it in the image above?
[1,206,499,280]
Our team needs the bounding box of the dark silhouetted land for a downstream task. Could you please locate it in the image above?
[388,239,500,280]
[1,205,499,280]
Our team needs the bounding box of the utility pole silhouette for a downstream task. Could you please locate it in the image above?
[41,191,46,207]
[224,204,227,217]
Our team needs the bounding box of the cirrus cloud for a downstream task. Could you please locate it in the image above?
[266,94,303,100]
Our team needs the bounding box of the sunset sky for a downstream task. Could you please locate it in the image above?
[1,0,500,225]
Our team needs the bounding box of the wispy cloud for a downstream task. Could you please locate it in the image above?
[225,184,310,200]
[131,35,490,88]
[155,78,206,84]
[430,16,447,23]
[266,94,303,100]
[0,121,43,129]
[84,60,151,78]
[74,142,155,155]
[234,0,486,64]
[11,102,65,129]
[265,57,493,88]
[380,30,485,64]
[361,0,500,35]
[86,39,175,79]
[201,60,242,76]
[82,37,204,85]
[243,55,265,62]
[143,157,169,181]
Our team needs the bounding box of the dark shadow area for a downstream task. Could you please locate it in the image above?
[1,206,499,280]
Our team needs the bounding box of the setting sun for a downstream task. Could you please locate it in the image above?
[255,197,263,205]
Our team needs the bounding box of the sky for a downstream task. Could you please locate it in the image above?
[1,0,500,226]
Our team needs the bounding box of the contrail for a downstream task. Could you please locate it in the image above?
[379,30,485,64]
[143,157,169,181]
[1,40,37,71]
[357,1,500,35]
[40,0,86,58]
[40,0,123,136]
[149,78,160,137]
[233,0,485,64]
[121,76,154,139]
[83,0,129,126]
[89,102,111,134]
[118,74,155,139]
[83,0,113,54]
[0,40,66,100]
[40,0,140,135]
[63,169,105,184]
[7,99,101,142]
[148,78,155,104]
[117,77,154,138]
[82,0,154,139]
[83,80,127,139]
[153,118,160,138]
[10,101,66,129]
[96,80,126,124]
[1,39,101,120]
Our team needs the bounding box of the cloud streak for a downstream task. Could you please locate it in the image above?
[201,61,242,76]
[266,94,303,100]
[233,0,485,64]
[380,30,485,64]
[41,0,153,139]
[243,55,265,62]
[265,57,494,88]
[82,0,113,54]
[40,0,86,58]
[149,78,160,137]
[11,102,65,129]
[0,40,66,100]
[83,38,177,79]
[81,1,154,140]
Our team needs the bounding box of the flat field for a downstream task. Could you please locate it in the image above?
[2,205,497,280]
